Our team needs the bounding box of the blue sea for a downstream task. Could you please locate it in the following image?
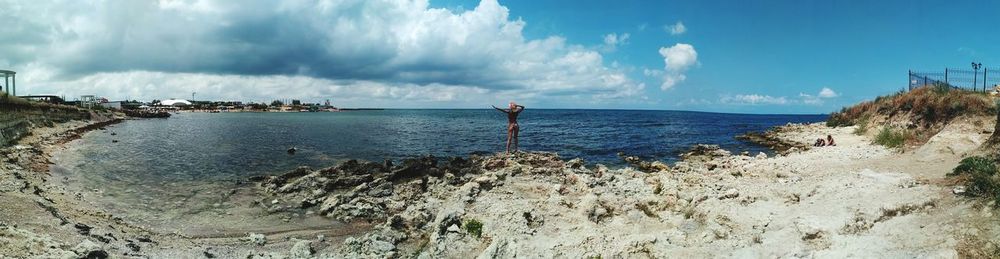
[60,110,825,183]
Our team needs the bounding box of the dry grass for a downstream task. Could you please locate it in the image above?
[829,85,995,128]
[827,85,996,146]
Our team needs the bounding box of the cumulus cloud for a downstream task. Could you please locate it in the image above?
[818,87,838,98]
[665,21,686,35]
[727,87,837,106]
[799,87,839,105]
[657,43,698,90]
[601,32,630,52]
[0,0,643,106]
[720,94,788,105]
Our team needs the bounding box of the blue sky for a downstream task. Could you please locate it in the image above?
[2,0,998,114]
[436,0,1000,113]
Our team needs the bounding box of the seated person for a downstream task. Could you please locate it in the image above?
[827,135,836,146]
[814,138,826,147]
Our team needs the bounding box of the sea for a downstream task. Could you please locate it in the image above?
[59,109,826,182]
[49,110,825,232]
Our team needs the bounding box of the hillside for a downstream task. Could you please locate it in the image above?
[827,85,996,148]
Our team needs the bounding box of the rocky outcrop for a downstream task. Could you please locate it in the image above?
[736,127,808,155]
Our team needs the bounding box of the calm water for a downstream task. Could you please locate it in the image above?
[61,110,825,183]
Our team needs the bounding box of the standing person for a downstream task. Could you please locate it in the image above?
[492,102,525,154]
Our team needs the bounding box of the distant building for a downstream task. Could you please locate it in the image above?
[158,99,193,106]
[80,95,97,108]
[99,101,122,110]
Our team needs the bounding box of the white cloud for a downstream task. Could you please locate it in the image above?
[818,87,838,98]
[721,94,788,105]
[601,32,630,52]
[665,21,686,35]
[798,87,838,105]
[642,68,663,77]
[657,43,698,90]
[1,0,644,106]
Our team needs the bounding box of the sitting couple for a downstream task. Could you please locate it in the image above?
[813,135,836,147]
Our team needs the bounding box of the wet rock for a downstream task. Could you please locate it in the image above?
[682,144,732,160]
[618,153,670,173]
[391,156,437,181]
[263,166,313,190]
[566,158,586,169]
[736,128,808,155]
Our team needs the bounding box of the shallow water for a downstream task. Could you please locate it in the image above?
[51,109,824,232]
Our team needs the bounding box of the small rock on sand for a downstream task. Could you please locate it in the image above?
[245,233,267,246]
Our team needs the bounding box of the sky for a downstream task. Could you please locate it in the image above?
[1,0,998,114]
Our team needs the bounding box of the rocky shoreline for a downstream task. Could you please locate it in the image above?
[2,116,997,258]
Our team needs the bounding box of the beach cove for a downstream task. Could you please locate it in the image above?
[0,100,997,257]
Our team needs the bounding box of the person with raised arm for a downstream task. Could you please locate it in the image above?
[492,102,525,154]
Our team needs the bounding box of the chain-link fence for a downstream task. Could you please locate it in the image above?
[909,67,1000,92]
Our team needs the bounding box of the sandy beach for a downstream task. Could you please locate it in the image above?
[0,111,996,258]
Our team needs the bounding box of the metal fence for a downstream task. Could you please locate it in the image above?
[909,67,1000,92]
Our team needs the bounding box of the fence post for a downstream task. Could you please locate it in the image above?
[908,70,912,91]
[985,67,989,92]
[945,68,949,85]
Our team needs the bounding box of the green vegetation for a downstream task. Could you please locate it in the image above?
[949,156,1000,206]
[873,127,907,148]
[852,116,871,135]
[463,219,483,238]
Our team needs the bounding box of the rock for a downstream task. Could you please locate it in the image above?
[287,147,297,154]
[755,152,768,160]
[952,186,966,195]
[73,240,108,259]
[477,238,519,259]
[391,156,437,181]
[566,158,586,169]
[366,179,394,197]
[245,233,267,246]
[74,223,92,235]
[719,188,739,199]
[447,224,461,233]
[203,251,216,258]
[434,208,465,236]
[290,239,314,258]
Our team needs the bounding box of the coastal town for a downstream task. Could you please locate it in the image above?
[20,95,348,113]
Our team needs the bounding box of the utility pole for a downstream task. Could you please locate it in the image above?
[192,92,196,101]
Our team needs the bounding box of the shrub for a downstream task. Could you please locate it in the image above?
[463,219,483,238]
[950,156,1000,206]
[932,82,951,95]
[873,127,907,148]
[853,116,871,135]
